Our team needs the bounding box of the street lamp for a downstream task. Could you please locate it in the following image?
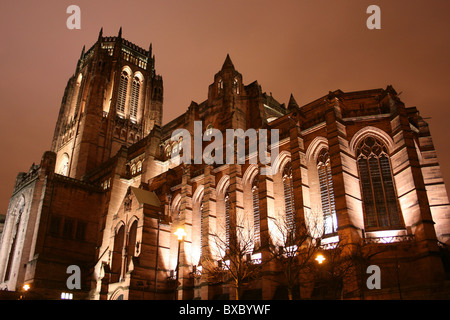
[315,253,327,299]
[315,253,326,264]
[175,227,187,241]
[174,227,186,300]
[20,284,30,300]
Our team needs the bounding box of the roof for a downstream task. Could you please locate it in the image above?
[130,187,161,207]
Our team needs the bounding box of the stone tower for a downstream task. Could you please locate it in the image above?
[51,28,163,179]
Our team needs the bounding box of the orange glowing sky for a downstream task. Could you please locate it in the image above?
[1,0,450,212]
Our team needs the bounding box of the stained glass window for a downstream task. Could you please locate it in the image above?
[252,178,261,247]
[356,136,403,230]
[225,191,231,246]
[317,149,338,235]
[283,163,295,232]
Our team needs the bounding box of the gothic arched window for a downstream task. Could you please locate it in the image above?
[172,142,179,154]
[136,161,142,173]
[200,195,204,250]
[4,196,25,282]
[117,70,129,114]
[111,224,125,282]
[233,78,239,94]
[225,191,231,246]
[165,145,172,158]
[205,124,213,137]
[356,136,403,230]
[126,220,138,272]
[317,149,338,236]
[129,76,141,120]
[74,73,83,116]
[59,153,70,176]
[283,163,295,231]
[252,177,261,248]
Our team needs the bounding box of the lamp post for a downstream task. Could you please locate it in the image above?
[174,227,186,300]
[315,253,326,299]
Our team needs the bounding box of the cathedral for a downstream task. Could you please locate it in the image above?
[1,29,449,300]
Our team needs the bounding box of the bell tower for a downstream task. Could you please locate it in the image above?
[50,28,163,179]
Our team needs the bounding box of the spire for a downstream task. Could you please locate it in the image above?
[98,27,103,41]
[118,26,122,38]
[148,42,152,58]
[76,44,86,73]
[221,54,235,70]
[80,45,85,60]
[288,94,299,109]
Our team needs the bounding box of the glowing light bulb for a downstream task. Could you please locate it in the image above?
[174,227,186,241]
[315,254,325,264]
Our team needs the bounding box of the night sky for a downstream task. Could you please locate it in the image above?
[1,0,450,213]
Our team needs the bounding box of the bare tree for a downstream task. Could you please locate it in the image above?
[268,215,324,300]
[310,235,392,299]
[310,237,352,299]
[201,218,266,300]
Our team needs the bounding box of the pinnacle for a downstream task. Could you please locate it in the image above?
[288,93,299,108]
[221,54,235,70]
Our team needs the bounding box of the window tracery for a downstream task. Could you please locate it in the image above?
[282,162,295,231]
[117,70,129,114]
[356,136,403,230]
[317,149,338,235]
[130,76,141,120]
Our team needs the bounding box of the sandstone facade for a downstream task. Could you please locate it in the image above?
[1,30,449,300]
